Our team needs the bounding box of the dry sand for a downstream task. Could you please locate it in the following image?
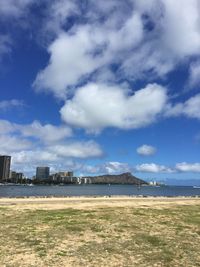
[0,196,199,210]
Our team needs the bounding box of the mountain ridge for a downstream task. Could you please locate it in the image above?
[84,172,148,185]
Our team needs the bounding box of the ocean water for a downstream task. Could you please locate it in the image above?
[0,184,200,197]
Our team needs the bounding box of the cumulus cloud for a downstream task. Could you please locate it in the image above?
[33,29,103,98]
[20,120,72,143]
[34,9,143,98]
[0,135,32,153]
[137,145,157,156]
[162,0,200,57]
[135,163,174,173]
[175,162,200,172]
[1,0,200,95]
[60,83,167,133]
[0,119,72,143]
[48,141,103,159]
[32,0,200,97]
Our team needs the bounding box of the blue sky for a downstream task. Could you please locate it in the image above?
[0,0,200,183]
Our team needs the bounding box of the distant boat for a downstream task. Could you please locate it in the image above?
[193,186,200,188]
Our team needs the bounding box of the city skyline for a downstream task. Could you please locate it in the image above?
[0,1,200,183]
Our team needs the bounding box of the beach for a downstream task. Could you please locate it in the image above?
[0,197,200,266]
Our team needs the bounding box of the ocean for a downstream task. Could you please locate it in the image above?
[0,184,200,197]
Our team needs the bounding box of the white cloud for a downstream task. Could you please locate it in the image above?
[33,0,200,97]
[33,9,143,98]
[0,1,35,62]
[0,135,32,153]
[81,161,132,176]
[0,120,16,134]
[120,0,200,80]
[60,83,167,132]
[48,141,103,159]
[165,94,200,119]
[101,162,131,174]
[136,162,200,174]
[0,0,34,18]
[136,163,173,173]
[183,95,200,119]
[44,0,80,35]
[137,145,156,156]
[11,150,59,164]
[175,162,200,173]
[34,29,103,98]
[0,119,72,143]
[20,120,72,143]
[188,61,200,88]
[162,0,200,57]
[136,0,200,58]
[0,99,24,110]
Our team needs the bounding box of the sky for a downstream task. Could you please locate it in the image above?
[0,0,200,183]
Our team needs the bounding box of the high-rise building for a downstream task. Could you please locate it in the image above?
[36,167,50,180]
[0,155,11,182]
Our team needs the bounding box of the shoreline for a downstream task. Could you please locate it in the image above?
[0,194,199,199]
[0,194,200,198]
[0,195,200,201]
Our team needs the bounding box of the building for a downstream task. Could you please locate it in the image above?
[48,171,75,184]
[58,171,73,177]
[36,167,50,180]
[10,171,24,183]
[0,155,11,182]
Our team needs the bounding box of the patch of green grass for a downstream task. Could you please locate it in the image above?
[136,233,166,247]
[56,251,67,257]
[0,206,9,210]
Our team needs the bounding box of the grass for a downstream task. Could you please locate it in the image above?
[0,202,200,266]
